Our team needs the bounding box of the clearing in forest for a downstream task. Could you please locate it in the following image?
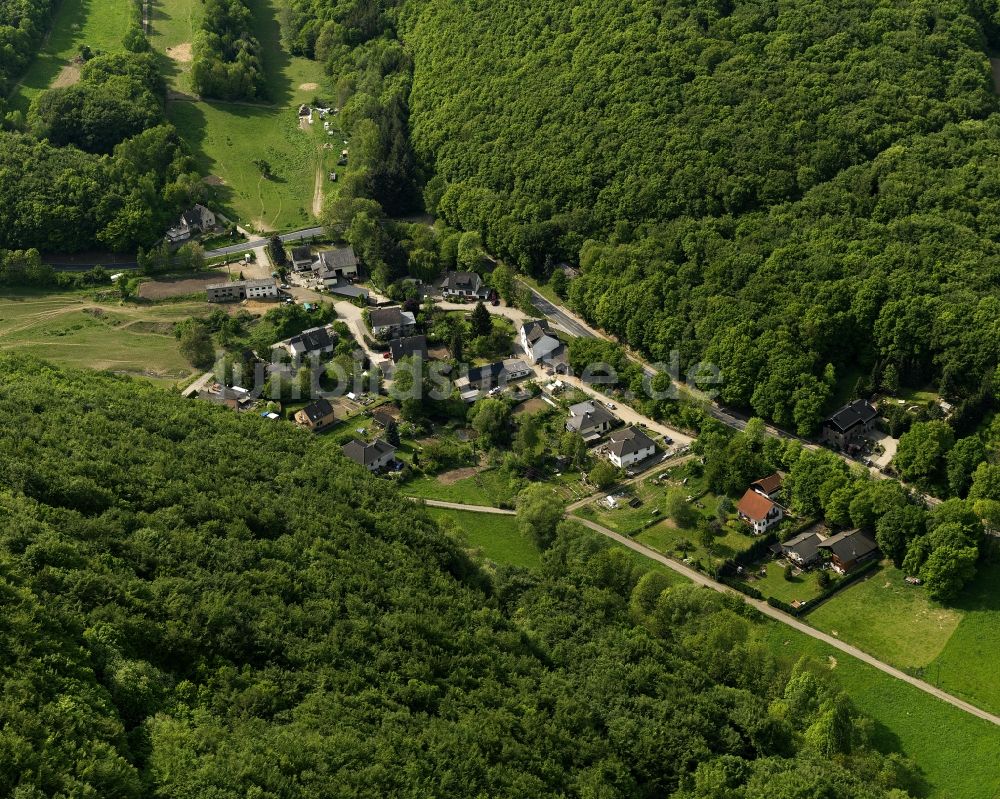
[7,0,133,112]
[154,0,337,232]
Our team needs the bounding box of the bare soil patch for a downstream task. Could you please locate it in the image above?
[299,82,319,91]
[167,43,193,63]
[513,397,548,415]
[137,271,230,300]
[437,466,481,485]
[52,63,81,88]
[204,175,226,186]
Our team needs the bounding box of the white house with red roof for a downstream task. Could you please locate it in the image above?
[737,488,784,535]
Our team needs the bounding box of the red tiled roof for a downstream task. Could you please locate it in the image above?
[751,473,782,495]
[737,488,775,522]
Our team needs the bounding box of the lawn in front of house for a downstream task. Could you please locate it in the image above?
[749,560,831,605]
[805,563,963,672]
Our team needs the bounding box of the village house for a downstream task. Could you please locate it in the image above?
[290,245,314,272]
[520,319,564,365]
[441,271,489,300]
[737,488,784,535]
[370,408,397,431]
[206,278,278,303]
[369,307,417,340]
[342,438,397,472]
[294,398,337,432]
[313,246,359,282]
[565,400,616,442]
[166,204,217,244]
[781,529,824,567]
[821,399,878,450]
[389,335,428,363]
[817,528,879,574]
[274,325,337,362]
[454,359,532,402]
[750,472,783,500]
[606,426,657,469]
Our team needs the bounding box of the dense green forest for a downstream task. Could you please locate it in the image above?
[0,355,922,797]
[191,0,267,100]
[0,0,55,94]
[355,0,1000,437]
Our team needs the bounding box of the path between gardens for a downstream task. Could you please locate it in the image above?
[415,497,1000,728]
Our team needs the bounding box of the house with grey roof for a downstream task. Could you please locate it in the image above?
[290,245,313,272]
[342,438,397,472]
[369,307,416,340]
[817,529,879,574]
[313,246,359,282]
[606,426,657,469]
[274,325,337,362]
[566,400,616,442]
[389,335,428,363]
[294,398,337,431]
[520,319,563,365]
[781,529,823,567]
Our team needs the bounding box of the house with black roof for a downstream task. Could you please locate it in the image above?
[817,529,879,574]
[566,400,616,442]
[369,307,416,340]
[290,245,313,272]
[455,359,532,402]
[313,246,359,282]
[441,271,489,300]
[274,325,337,362]
[820,399,878,450]
[606,426,657,469]
[389,335,428,363]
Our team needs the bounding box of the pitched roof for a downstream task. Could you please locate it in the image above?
[825,399,878,433]
[314,246,358,271]
[369,307,413,328]
[522,319,550,344]
[567,400,615,431]
[751,472,783,496]
[301,398,334,423]
[737,488,777,522]
[289,326,334,353]
[342,438,396,467]
[389,335,428,362]
[606,426,656,457]
[782,530,822,562]
[817,529,878,562]
[290,245,312,262]
[371,409,396,428]
[443,271,482,292]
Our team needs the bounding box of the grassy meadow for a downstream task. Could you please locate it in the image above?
[428,507,540,569]
[8,0,133,112]
[0,288,211,385]
[153,0,339,232]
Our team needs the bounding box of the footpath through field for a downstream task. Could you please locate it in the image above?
[416,497,1000,728]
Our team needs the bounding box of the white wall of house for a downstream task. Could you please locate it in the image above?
[608,444,656,469]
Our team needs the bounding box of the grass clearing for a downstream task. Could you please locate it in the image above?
[155,0,336,232]
[806,563,962,671]
[427,507,539,569]
[402,470,516,507]
[757,623,1000,799]
[8,0,133,112]
[926,561,1000,716]
[0,288,212,385]
[749,560,830,605]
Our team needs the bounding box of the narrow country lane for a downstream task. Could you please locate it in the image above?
[415,497,1000,728]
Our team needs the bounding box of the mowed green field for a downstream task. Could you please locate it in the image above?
[155,0,338,232]
[8,0,133,112]
[807,561,1000,716]
[757,622,1000,799]
[427,507,540,569]
[0,289,212,385]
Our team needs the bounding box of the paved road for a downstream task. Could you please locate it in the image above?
[417,497,1000,727]
[519,282,601,339]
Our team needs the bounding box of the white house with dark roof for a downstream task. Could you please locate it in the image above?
[520,319,563,364]
[566,400,616,442]
[606,426,657,469]
[441,271,488,300]
[166,204,216,244]
[821,399,878,450]
[369,307,416,340]
[290,245,313,272]
[781,529,823,567]
[342,438,397,472]
[313,246,359,282]
[273,325,337,361]
[389,335,428,363]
